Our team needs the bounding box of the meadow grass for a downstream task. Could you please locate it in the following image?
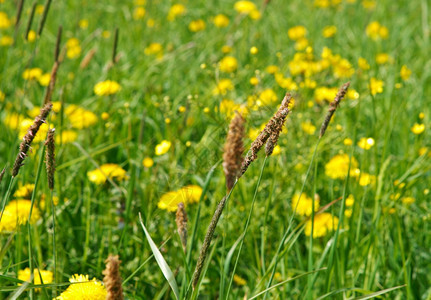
[0,0,430,299]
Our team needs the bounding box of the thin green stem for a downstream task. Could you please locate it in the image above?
[225,156,268,299]
[49,190,57,298]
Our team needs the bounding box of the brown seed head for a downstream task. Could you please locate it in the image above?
[45,128,55,190]
[176,202,188,253]
[319,82,350,138]
[103,255,124,300]
[12,102,53,177]
[222,112,245,191]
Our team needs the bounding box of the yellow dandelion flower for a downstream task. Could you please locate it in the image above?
[59,130,78,144]
[213,14,229,28]
[65,105,98,129]
[234,1,258,14]
[250,46,258,54]
[333,58,355,78]
[322,25,337,38]
[346,194,354,206]
[158,185,202,212]
[288,25,307,40]
[212,79,234,95]
[4,113,25,130]
[143,157,154,168]
[0,35,14,46]
[344,138,353,146]
[357,137,375,150]
[14,184,35,199]
[188,19,206,32]
[56,274,106,300]
[167,4,186,21]
[18,268,53,292]
[375,53,391,64]
[22,68,43,80]
[358,57,370,70]
[265,65,279,74]
[305,213,339,238]
[401,197,415,205]
[301,121,316,135]
[38,73,51,86]
[358,172,375,186]
[272,145,281,155]
[411,123,425,134]
[366,21,389,40]
[369,77,384,95]
[292,193,320,216]
[18,118,51,142]
[400,65,412,81]
[325,154,358,180]
[314,87,338,103]
[94,80,121,96]
[79,19,89,29]
[87,164,128,185]
[133,7,146,20]
[0,11,12,29]
[219,56,238,73]
[66,38,82,59]
[27,30,37,42]
[0,200,41,232]
[155,140,171,155]
[144,42,163,56]
[250,77,259,85]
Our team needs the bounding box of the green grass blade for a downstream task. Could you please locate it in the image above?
[139,213,180,300]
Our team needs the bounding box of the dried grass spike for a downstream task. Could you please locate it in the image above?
[319,82,350,138]
[0,166,6,185]
[223,112,245,191]
[37,0,52,36]
[80,48,97,69]
[103,255,124,300]
[241,93,292,175]
[45,128,55,190]
[12,102,53,177]
[176,202,188,253]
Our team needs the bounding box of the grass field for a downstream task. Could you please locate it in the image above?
[0,0,430,299]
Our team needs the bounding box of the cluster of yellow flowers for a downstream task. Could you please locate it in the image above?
[325,154,376,187]
[94,80,121,96]
[18,268,53,292]
[305,212,339,238]
[22,68,51,86]
[234,1,261,20]
[158,185,202,212]
[167,4,186,21]
[87,163,128,185]
[365,21,389,40]
[66,38,82,59]
[133,0,146,20]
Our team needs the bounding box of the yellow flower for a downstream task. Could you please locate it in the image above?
[143,157,154,168]
[369,77,384,95]
[0,11,12,29]
[314,0,330,8]
[22,68,43,80]
[358,57,370,70]
[14,184,35,199]
[357,137,375,150]
[56,274,106,300]
[18,118,51,142]
[144,42,163,56]
[233,274,247,286]
[314,87,338,103]
[66,38,82,59]
[333,58,355,78]
[411,123,425,134]
[322,25,337,38]
[4,113,25,130]
[375,53,391,64]
[79,19,89,29]
[27,30,37,42]
[213,79,234,95]
[291,193,320,216]
[250,77,259,85]
[133,7,146,20]
[0,200,41,232]
[257,88,277,105]
[87,164,128,185]
[158,185,202,212]
[305,213,339,238]
[346,194,354,206]
[188,19,206,32]
[35,5,45,14]
[366,21,388,40]
[0,90,4,102]
[301,121,316,135]
[362,0,376,9]
[358,172,375,186]
[167,4,186,21]
[250,46,258,54]
[213,14,229,27]
[343,138,353,146]
[288,25,307,40]
[18,268,53,292]
[325,154,358,180]
[0,35,14,46]
[294,37,309,51]
[219,56,238,73]
[155,140,171,155]
[94,80,121,96]
[59,130,78,144]
[272,145,281,155]
[401,197,415,205]
[65,105,98,129]
[265,65,279,74]
[234,1,258,14]
[38,73,51,86]
[400,65,412,81]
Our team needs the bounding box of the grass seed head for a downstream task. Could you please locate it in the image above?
[176,202,188,253]
[103,254,124,300]
[45,128,55,190]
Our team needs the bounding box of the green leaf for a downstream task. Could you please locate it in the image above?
[139,213,180,300]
